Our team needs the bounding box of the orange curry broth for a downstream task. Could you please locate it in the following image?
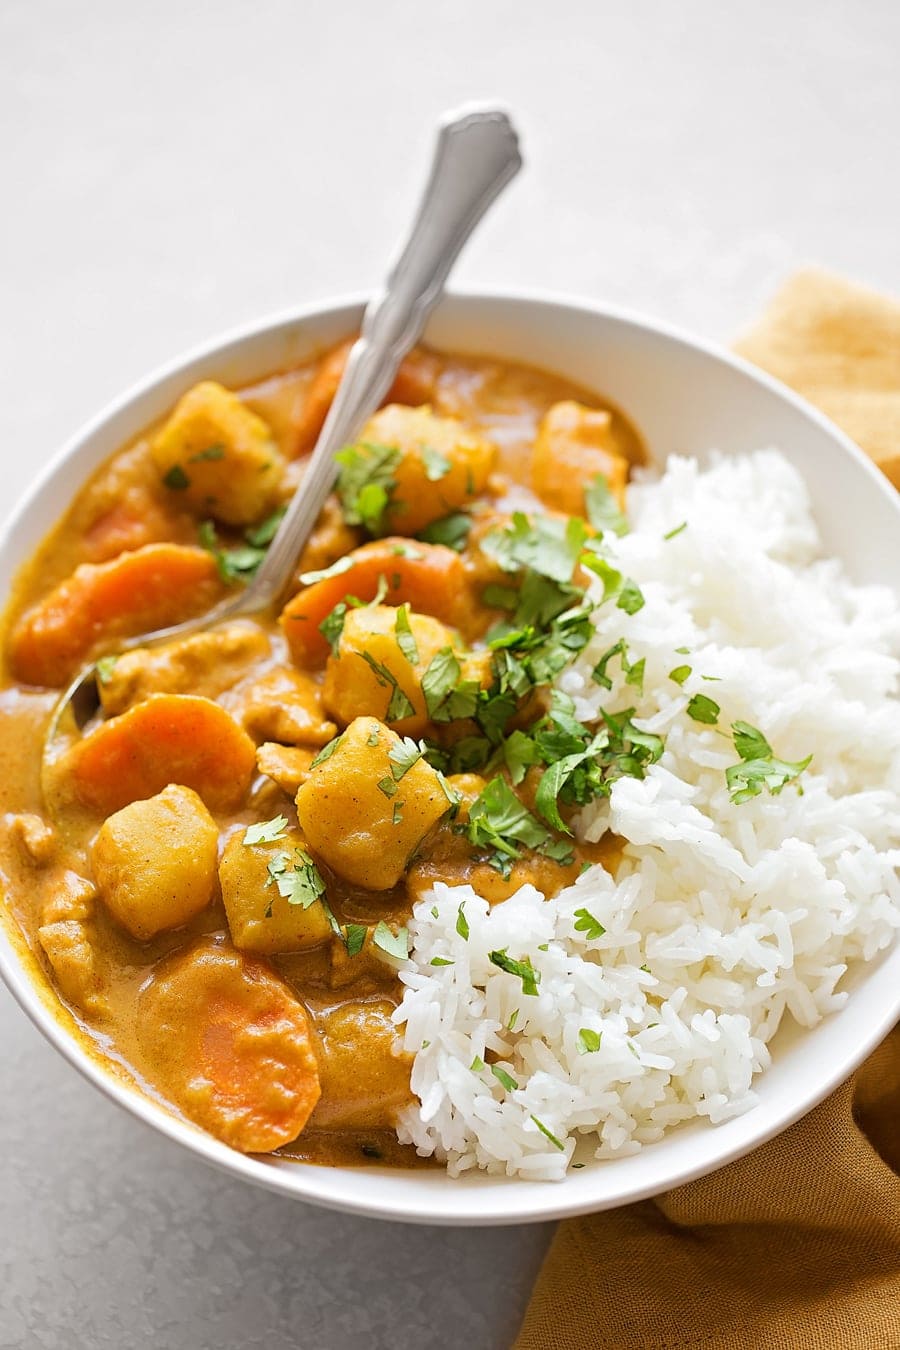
[0,341,641,1166]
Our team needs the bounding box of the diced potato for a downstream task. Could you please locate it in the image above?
[310,998,413,1130]
[532,400,630,517]
[255,743,315,796]
[219,826,333,956]
[137,937,320,1151]
[236,665,337,747]
[322,604,456,736]
[90,784,218,940]
[355,404,495,534]
[151,380,285,526]
[37,871,106,1016]
[294,716,451,889]
[99,623,270,715]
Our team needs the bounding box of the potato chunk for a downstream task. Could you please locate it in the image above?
[310,998,412,1130]
[151,380,285,526]
[137,937,320,1151]
[99,623,270,716]
[532,400,630,517]
[354,404,495,534]
[294,716,451,889]
[91,784,218,940]
[322,604,456,736]
[219,826,333,956]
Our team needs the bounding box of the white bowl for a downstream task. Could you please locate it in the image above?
[1,291,898,1225]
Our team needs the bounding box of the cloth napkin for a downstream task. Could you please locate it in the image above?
[515,270,900,1350]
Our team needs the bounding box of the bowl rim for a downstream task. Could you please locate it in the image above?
[1,285,898,1226]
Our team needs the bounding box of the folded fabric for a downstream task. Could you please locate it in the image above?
[515,270,900,1350]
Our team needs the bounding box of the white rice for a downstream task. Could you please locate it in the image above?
[392,450,900,1180]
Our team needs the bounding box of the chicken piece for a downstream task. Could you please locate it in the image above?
[37,871,107,1016]
[532,400,630,517]
[151,380,285,527]
[8,813,56,866]
[219,826,333,956]
[98,623,270,716]
[91,784,219,940]
[294,716,452,890]
[255,743,315,796]
[310,998,413,1130]
[236,666,336,747]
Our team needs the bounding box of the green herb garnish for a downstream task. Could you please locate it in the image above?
[243,815,289,845]
[488,948,541,997]
[686,693,720,725]
[163,464,190,490]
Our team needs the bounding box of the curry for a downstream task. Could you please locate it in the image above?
[0,340,642,1166]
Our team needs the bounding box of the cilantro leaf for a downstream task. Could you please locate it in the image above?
[585,473,629,536]
[394,604,419,664]
[467,778,551,864]
[372,922,410,961]
[669,664,691,685]
[488,948,541,996]
[732,720,773,761]
[344,923,368,957]
[163,464,190,490]
[456,903,470,940]
[420,445,452,481]
[266,848,326,908]
[417,512,472,551]
[319,601,348,655]
[244,504,287,548]
[616,579,645,615]
[243,815,289,845]
[686,693,720,725]
[573,908,605,940]
[358,652,416,722]
[309,732,345,768]
[580,550,623,602]
[198,520,266,585]
[725,723,812,804]
[188,443,225,462]
[529,1115,565,1151]
[421,647,479,723]
[335,441,401,533]
[491,1063,519,1092]
[578,1028,602,1054]
[95,654,118,686]
[388,735,424,781]
[663,521,687,540]
[482,512,588,584]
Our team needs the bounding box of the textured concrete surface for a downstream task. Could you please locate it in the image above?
[1,1,899,1346]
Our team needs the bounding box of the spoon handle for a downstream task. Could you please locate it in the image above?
[246,105,522,610]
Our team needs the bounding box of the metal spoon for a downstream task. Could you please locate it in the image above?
[46,104,522,749]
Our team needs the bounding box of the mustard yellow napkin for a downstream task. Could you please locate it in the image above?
[516,271,900,1350]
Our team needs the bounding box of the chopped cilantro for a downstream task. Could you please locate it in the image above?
[366,728,380,747]
[392,800,404,824]
[420,445,452,480]
[188,443,225,462]
[482,583,519,611]
[372,922,409,961]
[430,956,454,966]
[335,441,401,533]
[298,555,354,586]
[726,720,812,804]
[470,1055,485,1072]
[163,464,190,490]
[455,903,469,941]
[265,848,326,909]
[488,948,540,997]
[580,551,623,602]
[491,1064,519,1092]
[578,1028,602,1054]
[663,521,687,540]
[243,815,289,845]
[377,776,398,798]
[95,654,118,685]
[359,652,416,722]
[344,924,368,957]
[421,647,479,723]
[585,473,628,536]
[573,907,605,940]
[244,504,287,548]
[686,693,720,725]
[669,664,691,685]
[388,735,424,781]
[309,732,345,768]
[507,1009,519,1031]
[319,601,348,655]
[530,1115,565,1151]
[482,512,588,585]
[394,605,420,664]
[198,520,266,584]
[616,578,645,615]
[417,512,472,551]
[467,778,551,866]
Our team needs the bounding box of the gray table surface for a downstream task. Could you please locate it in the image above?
[2,1,899,1346]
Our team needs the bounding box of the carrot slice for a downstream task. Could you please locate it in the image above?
[290,339,438,455]
[64,694,256,815]
[8,544,223,687]
[137,938,321,1152]
[280,538,466,668]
